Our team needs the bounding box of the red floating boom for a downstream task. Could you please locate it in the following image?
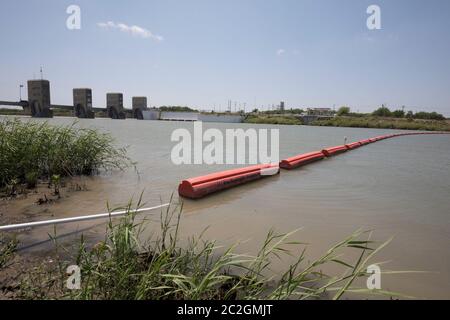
[345,142,362,150]
[359,139,372,145]
[279,151,325,170]
[178,131,450,199]
[178,164,280,199]
[321,145,348,157]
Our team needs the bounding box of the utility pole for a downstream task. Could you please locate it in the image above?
[19,84,24,101]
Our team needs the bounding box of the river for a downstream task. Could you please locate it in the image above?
[2,116,450,299]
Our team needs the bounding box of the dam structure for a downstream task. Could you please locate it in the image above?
[0,79,148,120]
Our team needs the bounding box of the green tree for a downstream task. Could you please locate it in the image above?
[159,106,197,112]
[391,109,405,118]
[406,111,414,119]
[414,111,445,120]
[337,106,350,116]
[372,106,392,117]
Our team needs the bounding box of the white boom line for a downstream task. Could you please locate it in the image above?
[0,203,171,232]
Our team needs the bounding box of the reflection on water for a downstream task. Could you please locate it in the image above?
[3,116,450,299]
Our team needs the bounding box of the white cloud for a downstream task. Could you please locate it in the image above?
[97,21,163,41]
[276,49,286,56]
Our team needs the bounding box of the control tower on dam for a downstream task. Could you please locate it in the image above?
[106,93,126,119]
[73,88,95,118]
[27,80,53,117]
[132,96,148,120]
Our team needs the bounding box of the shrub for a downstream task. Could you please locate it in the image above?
[337,106,350,116]
[372,106,392,117]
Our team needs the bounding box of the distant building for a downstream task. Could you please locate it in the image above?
[307,108,334,116]
[279,101,285,112]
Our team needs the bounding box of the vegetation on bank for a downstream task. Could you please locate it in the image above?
[337,105,447,121]
[0,235,17,269]
[244,105,448,129]
[0,108,24,116]
[371,106,446,120]
[0,119,132,195]
[159,106,198,112]
[0,108,110,118]
[0,200,403,300]
[244,115,302,125]
[312,116,450,131]
[252,108,306,115]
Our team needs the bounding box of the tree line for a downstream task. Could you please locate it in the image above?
[337,105,446,120]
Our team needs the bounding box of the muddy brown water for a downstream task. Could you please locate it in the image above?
[1,116,450,299]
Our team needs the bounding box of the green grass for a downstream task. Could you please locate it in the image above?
[0,118,132,192]
[313,116,450,131]
[0,235,17,269]
[0,108,25,116]
[2,198,407,300]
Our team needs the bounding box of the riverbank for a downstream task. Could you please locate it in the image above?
[243,114,450,131]
[244,115,302,125]
[0,176,93,228]
[312,116,450,131]
[0,202,397,300]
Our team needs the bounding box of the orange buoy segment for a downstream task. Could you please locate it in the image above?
[178,163,280,199]
[359,139,372,145]
[279,151,325,170]
[345,142,362,150]
[321,145,348,157]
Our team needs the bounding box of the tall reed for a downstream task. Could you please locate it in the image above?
[0,118,132,190]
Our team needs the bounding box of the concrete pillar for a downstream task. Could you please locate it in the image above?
[27,80,53,118]
[132,96,147,120]
[106,93,126,119]
[73,88,95,118]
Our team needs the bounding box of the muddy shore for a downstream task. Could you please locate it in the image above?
[0,177,94,299]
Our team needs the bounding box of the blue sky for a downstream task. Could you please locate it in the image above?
[0,0,449,115]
